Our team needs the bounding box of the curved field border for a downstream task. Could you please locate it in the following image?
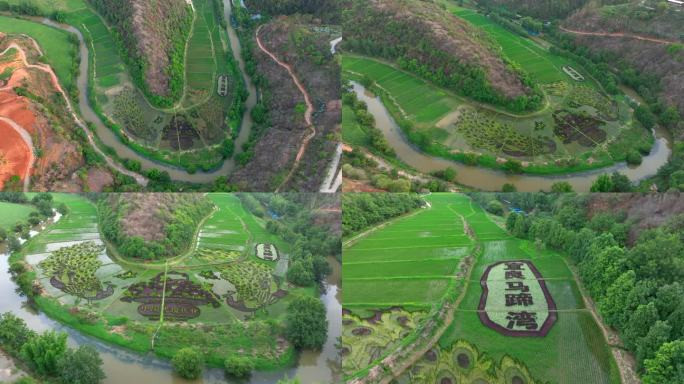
[477,259,557,337]
[342,57,636,176]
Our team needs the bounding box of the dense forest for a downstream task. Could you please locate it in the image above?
[240,194,341,287]
[98,194,214,260]
[342,0,543,113]
[481,193,684,383]
[478,0,591,19]
[244,0,340,23]
[342,193,424,236]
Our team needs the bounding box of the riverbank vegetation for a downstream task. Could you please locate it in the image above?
[0,313,106,384]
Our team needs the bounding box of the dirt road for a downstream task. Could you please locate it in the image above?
[0,42,148,186]
[255,25,317,191]
[559,26,677,45]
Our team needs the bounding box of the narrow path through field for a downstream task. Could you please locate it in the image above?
[151,261,169,349]
[0,42,148,186]
[254,25,317,191]
[0,117,34,192]
[366,212,478,384]
[559,26,678,45]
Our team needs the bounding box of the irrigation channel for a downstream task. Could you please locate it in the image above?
[351,82,673,192]
[0,221,341,383]
[41,0,256,184]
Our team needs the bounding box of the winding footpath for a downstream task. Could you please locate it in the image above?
[255,24,317,192]
[559,26,678,45]
[0,42,148,186]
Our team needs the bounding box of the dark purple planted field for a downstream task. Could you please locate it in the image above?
[121,271,220,320]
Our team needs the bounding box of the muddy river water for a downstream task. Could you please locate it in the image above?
[43,0,256,183]
[0,221,341,383]
[352,82,672,192]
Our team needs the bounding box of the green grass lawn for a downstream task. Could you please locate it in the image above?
[0,201,35,231]
[0,15,77,89]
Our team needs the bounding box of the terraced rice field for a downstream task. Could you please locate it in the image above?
[343,55,458,127]
[343,194,620,383]
[184,0,220,105]
[448,5,587,86]
[343,194,474,312]
[437,196,621,384]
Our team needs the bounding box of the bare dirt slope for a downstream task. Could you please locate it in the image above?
[0,35,94,191]
[587,193,684,244]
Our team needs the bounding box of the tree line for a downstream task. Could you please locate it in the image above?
[342,193,424,236]
[497,193,684,383]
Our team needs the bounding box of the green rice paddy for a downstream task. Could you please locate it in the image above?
[18,193,312,368]
[342,3,652,173]
[343,193,621,384]
[344,194,474,311]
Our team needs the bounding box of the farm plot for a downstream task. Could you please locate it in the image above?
[344,193,473,312]
[184,0,219,106]
[438,201,620,384]
[20,193,313,367]
[447,5,584,86]
[343,56,458,127]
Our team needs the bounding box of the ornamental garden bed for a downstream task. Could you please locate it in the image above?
[255,243,279,261]
[477,260,557,337]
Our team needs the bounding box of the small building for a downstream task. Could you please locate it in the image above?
[217,75,229,97]
[667,0,683,6]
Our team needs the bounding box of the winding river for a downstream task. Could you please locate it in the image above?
[0,225,341,383]
[43,0,256,184]
[352,82,672,192]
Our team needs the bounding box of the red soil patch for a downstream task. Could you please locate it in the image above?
[0,120,31,188]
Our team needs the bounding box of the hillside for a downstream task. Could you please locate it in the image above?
[562,1,684,116]
[89,0,192,104]
[342,0,542,111]
[230,13,340,191]
[244,0,340,22]
[478,0,591,19]
[98,193,214,260]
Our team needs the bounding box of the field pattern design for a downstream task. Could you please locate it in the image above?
[20,194,305,364]
[439,195,621,384]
